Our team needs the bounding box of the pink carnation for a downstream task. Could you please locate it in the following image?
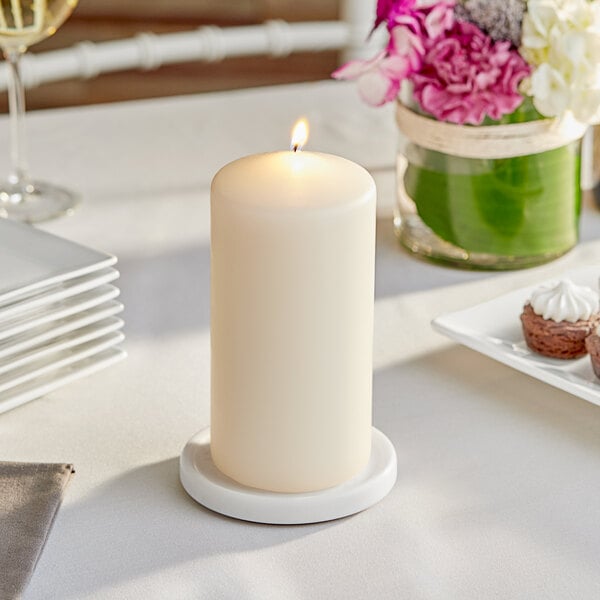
[333,0,529,124]
[332,51,409,106]
[412,20,530,125]
[375,0,417,29]
[334,2,455,107]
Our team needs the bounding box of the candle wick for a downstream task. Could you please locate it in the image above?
[292,144,300,153]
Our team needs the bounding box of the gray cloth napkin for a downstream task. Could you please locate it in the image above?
[0,462,74,600]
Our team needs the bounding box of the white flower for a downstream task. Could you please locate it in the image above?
[529,63,570,115]
[521,0,600,124]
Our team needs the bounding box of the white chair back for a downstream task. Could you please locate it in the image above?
[0,0,379,91]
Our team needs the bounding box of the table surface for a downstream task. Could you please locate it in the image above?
[2,80,600,599]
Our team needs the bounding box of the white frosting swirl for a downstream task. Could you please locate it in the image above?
[530,280,599,323]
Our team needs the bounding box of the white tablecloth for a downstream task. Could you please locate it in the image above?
[0,81,600,599]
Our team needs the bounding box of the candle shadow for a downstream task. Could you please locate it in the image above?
[111,216,497,343]
[27,457,347,599]
[374,217,495,298]
[112,215,499,343]
[116,243,211,339]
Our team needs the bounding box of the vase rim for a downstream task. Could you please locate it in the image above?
[396,101,587,159]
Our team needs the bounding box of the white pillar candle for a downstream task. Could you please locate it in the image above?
[210,122,376,493]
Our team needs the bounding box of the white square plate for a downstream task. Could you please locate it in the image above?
[0,219,115,304]
[0,330,124,394]
[0,268,119,321]
[432,265,600,407]
[0,347,126,414]
[0,285,120,341]
[0,317,124,376]
[0,300,123,360]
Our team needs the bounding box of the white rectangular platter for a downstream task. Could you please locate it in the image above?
[432,265,600,407]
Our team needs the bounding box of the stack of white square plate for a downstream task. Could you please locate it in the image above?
[0,219,126,414]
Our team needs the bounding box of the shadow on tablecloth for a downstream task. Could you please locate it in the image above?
[26,456,340,599]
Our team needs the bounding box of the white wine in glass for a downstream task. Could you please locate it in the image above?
[0,0,79,223]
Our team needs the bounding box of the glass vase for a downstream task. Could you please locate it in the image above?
[394,102,585,270]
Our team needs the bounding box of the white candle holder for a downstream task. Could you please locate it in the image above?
[179,427,397,525]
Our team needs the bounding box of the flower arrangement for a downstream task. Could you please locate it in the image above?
[334,0,600,127]
[333,1,599,268]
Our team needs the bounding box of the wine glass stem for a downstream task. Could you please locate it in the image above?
[4,49,31,191]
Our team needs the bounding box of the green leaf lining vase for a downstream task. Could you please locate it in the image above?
[394,100,585,270]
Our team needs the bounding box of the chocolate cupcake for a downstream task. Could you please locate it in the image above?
[520,280,600,359]
[585,328,600,377]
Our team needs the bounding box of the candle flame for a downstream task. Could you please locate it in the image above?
[290,118,309,152]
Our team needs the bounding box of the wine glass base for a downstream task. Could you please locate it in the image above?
[0,180,80,224]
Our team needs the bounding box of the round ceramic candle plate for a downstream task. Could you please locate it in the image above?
[180,427,397,525]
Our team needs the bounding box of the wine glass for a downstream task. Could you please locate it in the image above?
[0,0,79,223]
